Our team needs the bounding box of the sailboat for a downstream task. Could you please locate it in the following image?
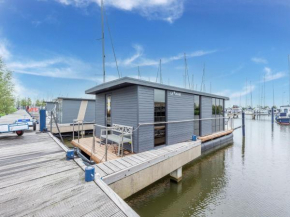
[276,55,290,125]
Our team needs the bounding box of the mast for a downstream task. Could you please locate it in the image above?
[250,80,252,108]
[184,53,190,88]
[200,63,205,92]
[101,0,106,83]
[288,55,290,105]
[160,59,162,84]
[138,66,141,79]
[246,78,248,108]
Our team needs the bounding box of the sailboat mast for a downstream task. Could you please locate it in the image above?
[160,59,162,84]
[288,55,290,105]
[101,0,105,83]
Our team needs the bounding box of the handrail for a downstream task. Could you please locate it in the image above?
[92,117,235,161]
[72,119,84,144]
[50,111,64,143]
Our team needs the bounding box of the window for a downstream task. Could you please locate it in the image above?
[212,98,224,132]
[106,95,111,127]
[154,89,166,146]
[194,95,200,136]
[220,99,224,131]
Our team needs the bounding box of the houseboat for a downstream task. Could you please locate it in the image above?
[86,77,229,153]
[45,97,95,124]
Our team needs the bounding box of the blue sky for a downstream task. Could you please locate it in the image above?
[0,0,289,107]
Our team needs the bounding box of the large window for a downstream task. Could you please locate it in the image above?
[154,89,166,146]
[194,95,200,136]
[106,95,111,127]
[212,98,224,132]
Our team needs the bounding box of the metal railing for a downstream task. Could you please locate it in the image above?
[91,117,236,162]
[72,119,84,144]
[50,111,64,143]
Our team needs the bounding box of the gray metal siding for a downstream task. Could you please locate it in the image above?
[95,94,105,136]
[167,91,194,145]
[111,86,138,152]
[201,96,212,136]
[138,86,154,152]
[84,101,95,123]
[61,100,81,124]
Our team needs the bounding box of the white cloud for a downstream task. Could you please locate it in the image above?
[8,57,97,81]
[251,57,267,64]
[12,77,40,98]
[263,67,285,82]
[0,39,11,60]
[111,44,217,67]
[54,0,185,23]
[230,83,255,99]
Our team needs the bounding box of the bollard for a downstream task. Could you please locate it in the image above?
[271,107,274,124]
[242,112,245,137]
[85,166,95,182]
[39,109,46,132]
[66,149,75,160]
[192,135,197,141]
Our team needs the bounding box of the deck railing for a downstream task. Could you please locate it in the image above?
[91,117,235,162]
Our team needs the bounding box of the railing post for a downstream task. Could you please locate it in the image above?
[105,128,108,161]
[72,121,75,140]
[82,120,84,138]
[50,111,53,132]
[78,121,80,143]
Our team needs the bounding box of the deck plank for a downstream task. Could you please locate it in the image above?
[0,127,130,217]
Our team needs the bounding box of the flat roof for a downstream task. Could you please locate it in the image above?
[86,77,229,100]
[56,97,95,101]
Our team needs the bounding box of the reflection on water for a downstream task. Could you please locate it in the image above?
[126,116,290,216]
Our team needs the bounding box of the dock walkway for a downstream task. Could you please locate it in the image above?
[0,109,31,124]
[0,131,138,216]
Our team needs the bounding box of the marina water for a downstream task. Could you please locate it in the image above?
[126,116,290,216]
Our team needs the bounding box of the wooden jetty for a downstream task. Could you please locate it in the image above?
[71,137,133,163]
[85,140,202,199]
[0,129,138,216]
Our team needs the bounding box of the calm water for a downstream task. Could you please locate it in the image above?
[126,116,290,216]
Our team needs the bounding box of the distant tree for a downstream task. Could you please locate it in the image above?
[27,98,32,106]
[16,97,21,108]
[0,57,16,116]
[20,98,27,107]
[41,99,46,107]
[35,99,41,107]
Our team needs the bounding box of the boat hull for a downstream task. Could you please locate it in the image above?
[276,117,290,125]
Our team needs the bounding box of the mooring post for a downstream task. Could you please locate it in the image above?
[271,107,274,124]
[242,112,245,137]
[39,109,46,132]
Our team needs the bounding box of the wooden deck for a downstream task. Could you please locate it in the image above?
[198,130,234,142]
[71,137,133,163]
[0,130,137,216]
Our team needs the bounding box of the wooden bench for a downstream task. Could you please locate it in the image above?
[100,124,133,156]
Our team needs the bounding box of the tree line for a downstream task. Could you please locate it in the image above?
[0,57,46,116]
